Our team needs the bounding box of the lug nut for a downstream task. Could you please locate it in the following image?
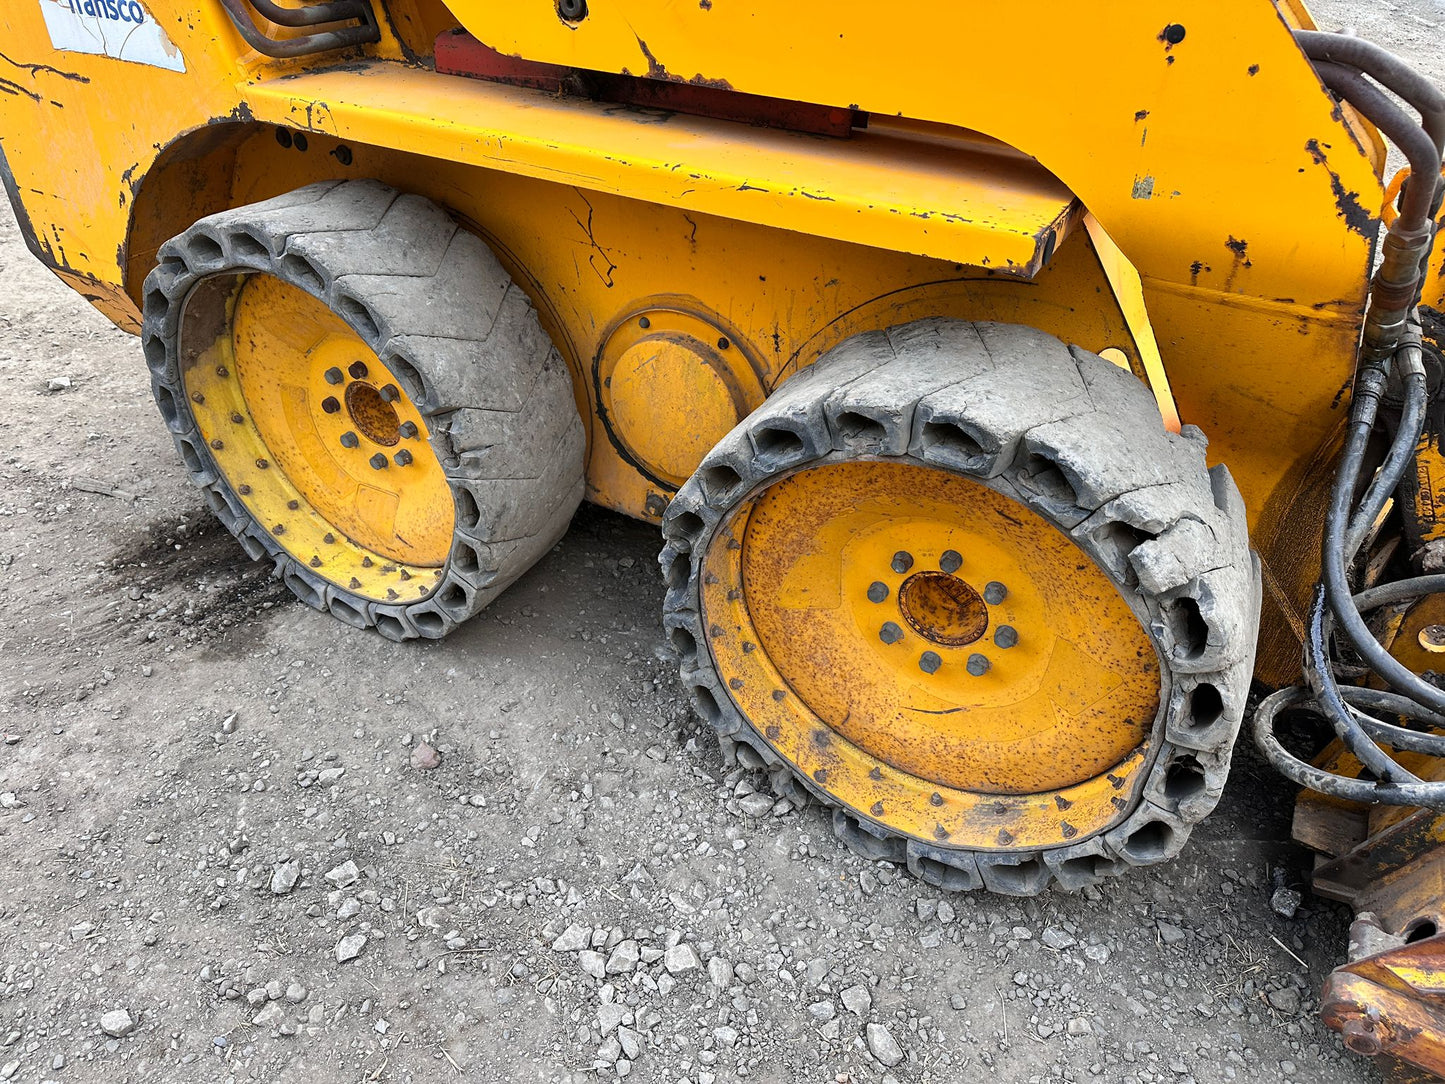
[919,651,942,674]
[967,653,991,676]
[399,420,419,439]
[394,449,413,467]
[867,581,889,603]
[983,581,1008,605]
[879,621,903,645]
[348,361,368,379]
[322,396,340,414]
[369,453,388,470]
[339,431,359,448]
[379,383,399,403]
[324,367,344,385]
[939,549,962,574]
[891,550,914,574]
[995,625,1019,649]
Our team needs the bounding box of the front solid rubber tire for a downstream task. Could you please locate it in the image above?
[661,318,1261,894]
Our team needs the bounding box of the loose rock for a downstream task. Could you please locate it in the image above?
[335,933,368,963]
[410,742,442,770]
[100,1010,134,1038]
[866,1022,904,1067]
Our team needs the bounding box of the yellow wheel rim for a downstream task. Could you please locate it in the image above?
[181,274,454,604]
[701,459,1162,850]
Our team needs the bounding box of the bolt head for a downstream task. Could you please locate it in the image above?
[323,367,344,385]
[394,449,413,467]
[967,653,991,676]
[879,622,903,645]
[919,651,942,674]
[891,551,914,574]
[983,581,1008,605]
[339,431,359,449]
[379,383,399,403]
[994,625,1019,649]
[866,581,889,604]
[321,396,340,414]
[348,361,368,380]
[399,421,419,439]
[369,453,388,470]
[939,549,962,574]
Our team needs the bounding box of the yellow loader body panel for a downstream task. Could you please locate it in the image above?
[0,0,1389,676]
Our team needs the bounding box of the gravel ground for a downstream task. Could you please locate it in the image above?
[2,4,1440,1081]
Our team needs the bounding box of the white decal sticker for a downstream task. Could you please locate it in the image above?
[37,0,186,73]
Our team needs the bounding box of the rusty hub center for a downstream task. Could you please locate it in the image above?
[345,381,401,446]
[897,570,989,646]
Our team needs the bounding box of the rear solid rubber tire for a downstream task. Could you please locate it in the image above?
[661,318,1261,894]
[141,180,584,639]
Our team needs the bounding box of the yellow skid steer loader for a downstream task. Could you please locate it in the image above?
[1,0,1443,1073]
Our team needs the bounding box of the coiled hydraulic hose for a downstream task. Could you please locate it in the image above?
[1253,32,1445,806]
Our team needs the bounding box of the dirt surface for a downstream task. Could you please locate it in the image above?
[1,4,1441,1082]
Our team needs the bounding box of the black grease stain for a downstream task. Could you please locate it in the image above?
[1305,138,1377,238]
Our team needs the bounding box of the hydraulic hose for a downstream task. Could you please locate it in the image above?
[1253,32,1445,806]
[1296,30,1445,155]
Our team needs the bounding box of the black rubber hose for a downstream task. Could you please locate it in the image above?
[1314,63,1441,242]
[1322,347,1439,713]
[1344,345,1429,559]
[1355,573,1445,612]
[1346,687,1445,748]
[1306,586,1425,784]
[248,0,371,29]
[1296,349,1428,784]
[1255,686,1445,807]
[1297,30,1445,156]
